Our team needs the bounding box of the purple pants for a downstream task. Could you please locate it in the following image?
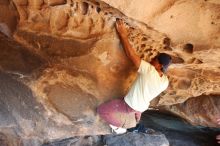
[97,99,141,128]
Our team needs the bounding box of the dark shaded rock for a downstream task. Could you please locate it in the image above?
[42,136,103,146]
[0,71,45,145]
[141,110,220,146]
[40,110,220,146]
[0,71,44,125]
[15,30,98,59]
[0,0,17,37]
[0,132,10,146]
[0,131,23,146]
[0,32,45,74]
[42,137,80,146]
[103,132,169,146]
[183,43,194,53]
[161,95,220,127]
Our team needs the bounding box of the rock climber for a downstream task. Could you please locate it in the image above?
[97,19,172,134]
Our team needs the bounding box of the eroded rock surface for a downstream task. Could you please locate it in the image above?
[103,132,169,146]
[0,0,220,144]
[102,0,220,126]
[162,95,220,127]
[141,110,220,146]
[103,0,220,47]
[0,0,172,142]
[0,0,17,37]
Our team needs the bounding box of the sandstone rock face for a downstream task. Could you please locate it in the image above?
[103,0,220,47]
[0,0,220,144]
[11,0,172,129]
[0,0,172,142]
[0,32,110,144]
[0,0,18,37]
[162,95,220,127]
[103,0,220,126]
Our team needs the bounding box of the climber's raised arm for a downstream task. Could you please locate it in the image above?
[115,19,141,69]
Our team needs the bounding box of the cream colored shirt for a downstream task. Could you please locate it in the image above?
[124,60,169,112]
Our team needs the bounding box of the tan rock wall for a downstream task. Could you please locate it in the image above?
[0,0,18,36]
[102,0,220,126]
[11,0,220,126]
[0,1,219,139]
[103,0,220,48]
[0,0,174,138]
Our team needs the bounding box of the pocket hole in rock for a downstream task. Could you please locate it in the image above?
[96,7,101,13]
[183,43,194,53]
[81,2,89,15]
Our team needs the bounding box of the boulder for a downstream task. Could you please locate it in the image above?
[104,132,169,146]
[0,0,219,144]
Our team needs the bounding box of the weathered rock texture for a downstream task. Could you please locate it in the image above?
[102,0,220,125]
[103,132,169,146]
[0,0,220,144]
[103,0,220,47]
[162,95,220,127]
[0,0,171,143]
[141,110,220,146]
[0,0,17,36]
[42,131,169,146]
